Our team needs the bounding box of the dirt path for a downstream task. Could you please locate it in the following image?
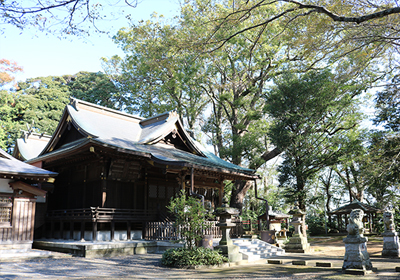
[309,236,383,257]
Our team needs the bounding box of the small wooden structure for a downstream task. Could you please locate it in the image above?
[328,199,383,234]
[0,148,57,251]
[21,98,258,242]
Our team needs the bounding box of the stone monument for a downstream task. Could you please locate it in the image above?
[382,211,400,257]
[342,209,373,274]
[284,202,310,253]
[214,197,242,262]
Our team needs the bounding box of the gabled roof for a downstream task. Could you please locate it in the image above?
[12,131,51,161]
[0,148,57,181]
[328,199,384,215]
[32,98,257,179]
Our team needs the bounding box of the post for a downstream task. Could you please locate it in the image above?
[69,221,74,240]
[80,221,85,241]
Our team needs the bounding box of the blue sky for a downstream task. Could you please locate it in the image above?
[0,0,180,82]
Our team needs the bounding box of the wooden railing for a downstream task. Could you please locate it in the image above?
[144,221,244,240]
[46,207,158,222]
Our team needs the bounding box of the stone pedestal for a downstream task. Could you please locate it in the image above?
[285,204,310,253]
[342,209,373,274]
[284,232,310,253]
[382,232,400,257]
[214,197,242,262]
[342,236,373,271]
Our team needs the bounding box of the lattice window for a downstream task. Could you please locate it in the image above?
[149,184,157,198]
[0,197,12,227]
[158,185,165,199]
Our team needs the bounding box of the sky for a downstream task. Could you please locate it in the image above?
[0,0,180,83]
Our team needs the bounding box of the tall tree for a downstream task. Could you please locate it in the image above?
[264,70,364,210]
[104,16,209,129]
[0,72,124,152]
[1,0,139,36]
[66,71,127,110]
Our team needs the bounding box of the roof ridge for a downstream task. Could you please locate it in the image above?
[69,97,143,121]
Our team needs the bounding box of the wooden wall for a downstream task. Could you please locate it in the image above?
[0,198,36,246]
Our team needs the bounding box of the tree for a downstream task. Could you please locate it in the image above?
[375,74,400,132]
[264,70,365,211]
[197,0,400,61]
[104,16,209,129]
[1,0,139,36]
[0,72,124,152]
[0,59,23,88]
[167,190,212,249]
[66,71,127,110]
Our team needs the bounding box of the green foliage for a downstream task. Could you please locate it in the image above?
[0,72,124,153]
[265,69,365,210]
[66,71,127,110]
[306,214,326,236]
[161,247,227,267]
[167,190,212,249]
[374,74,400,132]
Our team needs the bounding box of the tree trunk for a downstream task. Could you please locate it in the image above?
[229,180,252,214]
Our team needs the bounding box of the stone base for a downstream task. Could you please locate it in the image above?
[382,232,400,257]
[343,268,373,275]
[342,236,373,271]
[285,234,310,253]
[215,244,242,262]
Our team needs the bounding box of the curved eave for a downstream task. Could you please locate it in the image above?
[150,155,259,180]
[66,105,98,139]
[39,107,95,156]
[0,172,56,181]
[139,116,205,157]
[29,138,152,164]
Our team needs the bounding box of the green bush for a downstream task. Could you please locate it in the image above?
[306,214,326,236]
[161,247,228,267]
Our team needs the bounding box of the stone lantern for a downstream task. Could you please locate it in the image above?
[382,211,400,257]
[214,196,242,262]
[284,202,310,253]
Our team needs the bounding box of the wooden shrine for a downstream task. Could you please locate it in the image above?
[0,148,57,251]
[23,98,258,241]
[328,199,383,234]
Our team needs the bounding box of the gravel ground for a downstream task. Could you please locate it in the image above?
[2,237,400,280]
[2,253,400,280]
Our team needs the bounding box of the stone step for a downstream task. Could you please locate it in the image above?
[231,238,285,261]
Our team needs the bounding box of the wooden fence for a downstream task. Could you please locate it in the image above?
[144,221,244,241]
[0,198,36,245]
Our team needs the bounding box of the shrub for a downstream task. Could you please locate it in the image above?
[306,214,326,236]
[161,247,228,267]
[167,190,213,249]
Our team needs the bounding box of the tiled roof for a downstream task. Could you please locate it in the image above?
[0,148,57,178]
[34,98,257,179]
[328,199,383,215]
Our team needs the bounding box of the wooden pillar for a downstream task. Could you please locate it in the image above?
[50,221,55,239]
[101,179,107,208]
[92,221,97,242]
[369,213,373,233]
[133,183,137,209]
[144,168,148,210]
[42,221,46,238]
[127,221,131,240]
[190,168,194,193]
[219,180,224,207]
[80,221,85,241]
[60,221,64,239]
[338,215,341,232]
[344,214,349,228]
[69,221,74,240]
[111,221,115,241]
